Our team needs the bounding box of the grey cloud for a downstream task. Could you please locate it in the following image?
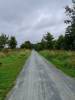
[0,0,72,45]
[34,10,65,30]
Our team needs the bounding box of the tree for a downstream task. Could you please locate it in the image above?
[20,43,25,49]
[43,32,54,49]
[20,41,32,49]
[65,2,75,50]
[24,41,32,49]
[35,43,43,51]
[0,34,8,50]
[41,39,47,50]
[55,35,65,49]
[8,36,17,49]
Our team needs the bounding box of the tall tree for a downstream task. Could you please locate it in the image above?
[8,36,17,49]
[43,32,54,49]
[0,34,8,50]
[55,35,65,49]
[65,2,75,50]
[41,39,47,49]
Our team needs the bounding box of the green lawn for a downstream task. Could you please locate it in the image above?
[0,50,30,100]
[40,50,75,77]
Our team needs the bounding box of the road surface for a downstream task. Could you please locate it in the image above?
[6,51,75,100]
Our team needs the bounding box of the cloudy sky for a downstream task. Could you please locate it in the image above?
[0,0,72,45]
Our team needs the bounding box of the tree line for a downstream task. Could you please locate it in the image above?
[0,1,75,51]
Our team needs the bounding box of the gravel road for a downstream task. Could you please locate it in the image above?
[6,50,75,100]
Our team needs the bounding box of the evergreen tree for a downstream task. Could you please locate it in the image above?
[65,2,75,50]
[55,35,65,49]
[43,32,54,49]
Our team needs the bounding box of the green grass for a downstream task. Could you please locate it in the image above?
[0,50,30,100]
[40,50,75,77]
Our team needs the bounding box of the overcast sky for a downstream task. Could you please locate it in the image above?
[0,0,72,45]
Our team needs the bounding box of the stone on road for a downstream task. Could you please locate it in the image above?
[6,51,75,100]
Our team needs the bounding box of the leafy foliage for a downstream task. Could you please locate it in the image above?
[8,36,17,49]
[55,35,65,49]
[43,32,54,49]
[0,34,8,50]
[20,41,32,49]
[65,2,75,50]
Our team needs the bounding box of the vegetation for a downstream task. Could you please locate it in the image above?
[0,34,8,50]
[40,50,75,77]
[41,32,54,49]
[20,41,32,49]
[54,35,65,49]
[64,3,75,50]
[8,36,17,49]
[0,35,17,50]
[0,50,30,100]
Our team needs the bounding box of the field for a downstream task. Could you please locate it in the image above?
[40,50,75,77]
[0,49,30,100]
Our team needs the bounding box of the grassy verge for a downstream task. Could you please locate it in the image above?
[0,49,30,100]
[40,50,75,77]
